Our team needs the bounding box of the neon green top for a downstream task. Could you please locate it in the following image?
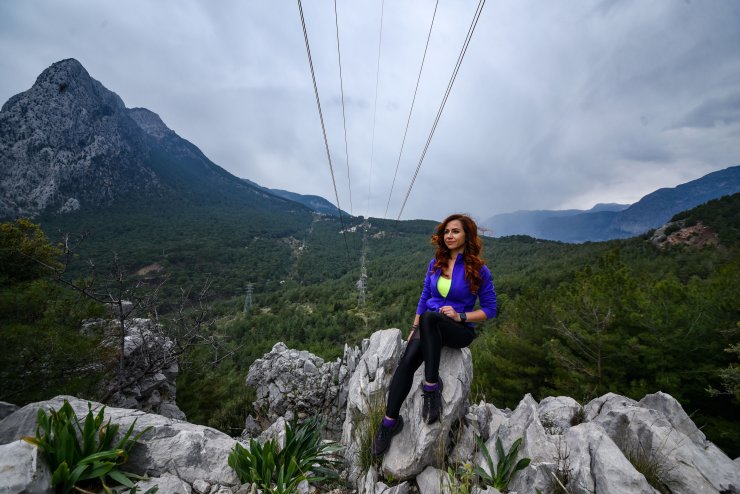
[437,276,451,298]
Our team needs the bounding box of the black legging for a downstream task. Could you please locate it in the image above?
[385,311,476,419]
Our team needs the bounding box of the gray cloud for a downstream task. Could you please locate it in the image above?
[1,0,739,222]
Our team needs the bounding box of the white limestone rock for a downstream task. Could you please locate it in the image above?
[0,440,52,494]
[341,329,404,484]
[0,396,239,488]
[591,394,740,493]
[381,346,473,480]
[562,422,657,494]
[537,396,582,435]
[135,473,193,494]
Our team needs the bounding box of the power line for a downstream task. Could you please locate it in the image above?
[296,0,350,259]
[396,0,486,221]
[367,0,386,218]
[334,0,354,215]
[384,0,439,219]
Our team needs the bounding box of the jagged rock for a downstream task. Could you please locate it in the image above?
[241,415,262,440]
[376,481,410,494]
[358,467,378,494]
[0,440,52,494]
[245,341,359,438]
[381,346,473,480]
[638,391,707,447]
[136,473,193,494]
[358,466,410,494]
[591,394,740,493]
[257,416,287,449]
[537,396,581,435]
[584,392,638,421]
[0,396,239,488]
[472,401,510,442]
[486,394,557,493]
[449,411,479,465]
[561,422,657,493]
[192,479,211,494]
[90,317,186,420]
[0,401,19,420]
[341,329,404,484]
[416,466,450,494]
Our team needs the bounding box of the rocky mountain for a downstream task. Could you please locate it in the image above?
[0,58,309,219]
[241,177,345,217]
[483,166,740,242]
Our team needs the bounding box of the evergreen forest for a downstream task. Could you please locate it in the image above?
[1,193,738,457]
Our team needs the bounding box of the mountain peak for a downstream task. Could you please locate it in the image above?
[128,108,174,139]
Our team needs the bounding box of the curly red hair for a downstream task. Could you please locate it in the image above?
[430,214,486,294]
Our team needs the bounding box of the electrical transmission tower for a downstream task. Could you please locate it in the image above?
[357,220,370,307]
[243,283,254,313]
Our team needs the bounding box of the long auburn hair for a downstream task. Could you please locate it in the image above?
[431,214,485,294]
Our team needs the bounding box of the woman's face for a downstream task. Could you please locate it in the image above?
[443,219,466,252]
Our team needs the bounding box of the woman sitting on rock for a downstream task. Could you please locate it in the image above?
[372,213,497,456]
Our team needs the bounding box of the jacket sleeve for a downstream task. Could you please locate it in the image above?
[416,259,435,315]
[477,265,497,319]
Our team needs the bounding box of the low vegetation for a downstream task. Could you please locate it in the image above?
[22,400,155,494]
[227,417,341,493]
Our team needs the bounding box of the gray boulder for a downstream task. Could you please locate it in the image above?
[341,329,404,483]
[89,317,186,420]
[246,341,360,438]
[0,440,52,494]
[135,473,193,494]
[591,394,740,493]
[638,391,707,447]
[0,401,19,420]
[416,466,451,494]
[486,394,556,493]
[0,396,239,488]
[561,422,657,493]
[381,346,473,480]
[537,396,581,435]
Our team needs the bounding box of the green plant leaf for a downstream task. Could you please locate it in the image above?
[51,461,70,486]
[109,469,136,488]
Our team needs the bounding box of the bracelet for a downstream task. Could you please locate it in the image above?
[411,324,419,331]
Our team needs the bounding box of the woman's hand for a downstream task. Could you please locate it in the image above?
[439,305,460,321]
[408,324,419,341]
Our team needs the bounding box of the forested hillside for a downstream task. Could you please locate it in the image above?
[1,194,738,457]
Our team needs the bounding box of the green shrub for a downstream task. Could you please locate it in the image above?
[22,400,154,494]
[474,436,531,491]
[228,416,341,493]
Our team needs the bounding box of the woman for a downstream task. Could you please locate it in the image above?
[372,214,497,457]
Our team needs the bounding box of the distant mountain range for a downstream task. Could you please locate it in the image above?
[483,166,740,242]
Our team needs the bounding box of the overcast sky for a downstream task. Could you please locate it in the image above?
[1,1,739,221]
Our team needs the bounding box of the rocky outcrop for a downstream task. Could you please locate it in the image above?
[244,340,361,438]
[0,396,238,492]
[3,330,739,494]
[84,316,186,420]
[650,220,719,249]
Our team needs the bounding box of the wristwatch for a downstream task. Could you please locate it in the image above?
[459,312,467,323]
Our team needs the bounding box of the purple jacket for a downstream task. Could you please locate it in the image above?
[415,254,497,326]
